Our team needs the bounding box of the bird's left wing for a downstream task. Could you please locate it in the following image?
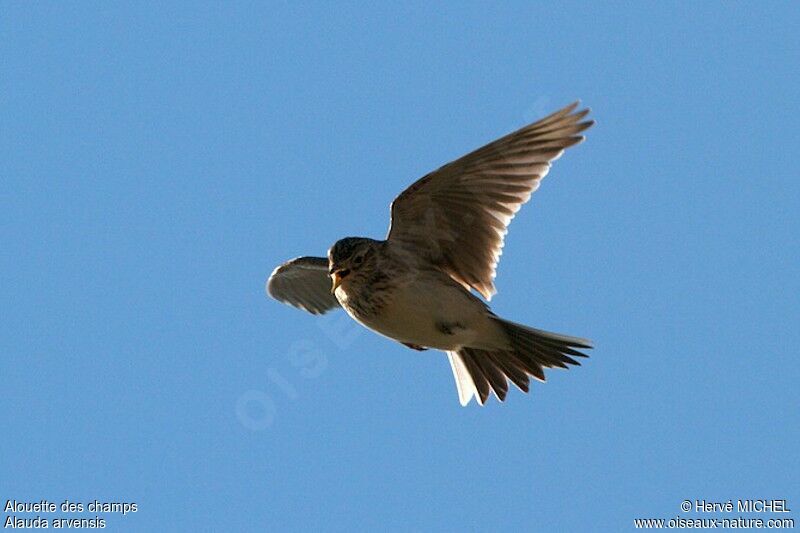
[266,256,340,315]
[387,102,593,300]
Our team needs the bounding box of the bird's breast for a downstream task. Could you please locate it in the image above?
[337,269,492,351]
[335,269,394,320]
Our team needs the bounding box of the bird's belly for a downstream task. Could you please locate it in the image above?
[341,277,488,351]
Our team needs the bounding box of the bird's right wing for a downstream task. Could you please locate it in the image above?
[266,256,340,315]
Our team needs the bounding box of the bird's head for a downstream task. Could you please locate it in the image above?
[327,237,381,292]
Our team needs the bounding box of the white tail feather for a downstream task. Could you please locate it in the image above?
[447,352,477,406]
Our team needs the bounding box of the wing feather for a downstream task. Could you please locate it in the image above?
[387,102,593,299]
[266,256,340,315]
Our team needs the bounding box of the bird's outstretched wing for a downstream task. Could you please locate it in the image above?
[387,102,593,300]
[266,256,340,315]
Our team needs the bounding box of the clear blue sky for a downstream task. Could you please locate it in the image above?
[2,2,798,531]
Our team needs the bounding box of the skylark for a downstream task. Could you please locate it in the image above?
[267,102,594,405]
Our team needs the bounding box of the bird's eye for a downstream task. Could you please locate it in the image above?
[353,255,364,265]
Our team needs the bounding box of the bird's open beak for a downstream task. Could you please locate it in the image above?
[330,271,344,293]
[329,265,350,293]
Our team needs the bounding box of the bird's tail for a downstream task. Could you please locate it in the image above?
[447,318,592,406]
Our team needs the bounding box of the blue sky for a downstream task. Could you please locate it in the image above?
[2,2,798,531]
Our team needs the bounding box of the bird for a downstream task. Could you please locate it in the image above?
[266,102,594,406]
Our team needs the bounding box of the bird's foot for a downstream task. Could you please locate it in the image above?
[401,342,428,351]
[435,321,465,336]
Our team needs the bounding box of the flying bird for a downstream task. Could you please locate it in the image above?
[267,102,594,405]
